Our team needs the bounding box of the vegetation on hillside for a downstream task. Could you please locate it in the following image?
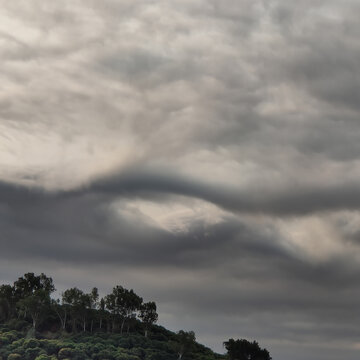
[0,273,271,360]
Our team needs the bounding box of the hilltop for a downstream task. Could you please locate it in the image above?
[0,273,271,360]
[0,273,226,360]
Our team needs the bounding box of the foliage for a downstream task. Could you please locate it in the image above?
[0,273,271,360]
[175,330,196,359]
[223,338,271,360]
[17,290,51,330]
[0,327,225,360]
[139,302,158,337]
[7,355,22,360]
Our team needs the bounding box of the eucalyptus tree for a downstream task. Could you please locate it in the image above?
[105,285,142,334]
[98,297,107,331]
[123,289,142,333]
[17,289,51,330]
[14,273,55,300]
[89,287,99,333]
[176,330,196,360]
[0,284,15,322]
[139,301,158,337]
[14,273,55,327]
[104,289,118,332]
[62,287,85,332]
[52,298,68,330]
[79,292,91,332]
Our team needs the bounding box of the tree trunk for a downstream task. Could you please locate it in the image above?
[72,318,77,333]
[91,319,94,333]
[145,329,148,338]
[120,318,125,335]
[55,308,67,330]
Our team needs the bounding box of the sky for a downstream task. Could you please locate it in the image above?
[1,1,360,359]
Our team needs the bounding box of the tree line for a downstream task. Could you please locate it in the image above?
[0,272,158,337]
[0,273,272,360]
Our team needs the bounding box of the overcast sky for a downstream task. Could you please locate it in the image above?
[1,1,360,359]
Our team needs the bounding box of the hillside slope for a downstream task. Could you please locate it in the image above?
[0,322,226,360]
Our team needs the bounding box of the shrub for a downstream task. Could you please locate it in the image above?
[39,340,60,355]
[58,348,73,359]
[24,339,40,349]
[7,354,22,360]
[9,338,25,349]
[0,336,10,346]
[35,356,57,360]
[93,349,115,360]
[35,356,52,360]
[24,347,45,360]
[58,347,87,360]
[3,331,21,343]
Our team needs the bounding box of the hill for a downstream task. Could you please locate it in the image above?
[0,322,225,360]
[0,273,271,360]
[0,273,226,360]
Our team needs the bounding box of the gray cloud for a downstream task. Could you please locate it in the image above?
[2,180,360,360]
[86,169,360,215]
[1,1,360,359]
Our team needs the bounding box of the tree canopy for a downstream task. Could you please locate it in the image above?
[223,338,272,360]
[0,273,157,336]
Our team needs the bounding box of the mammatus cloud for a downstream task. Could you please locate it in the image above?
[1,1,360,359]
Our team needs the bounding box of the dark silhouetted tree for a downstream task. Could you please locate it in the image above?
[223,338,272,360]
[0,284,15,322]
[62,287,85,332]
[139,301,158,337]
[176,330,196,359]
[52,298,68,330]
[89,287,99,333]
[14,273,55,300]
[105,285,142,334]
[14,273,55,329]
[17,289,51,330]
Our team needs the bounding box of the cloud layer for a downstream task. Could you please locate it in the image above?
[1,1,360,359]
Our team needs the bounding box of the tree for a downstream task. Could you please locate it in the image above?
[14,273,55,300]
[0,284,15,322]
[176,330,196,360]
[98,297,107,331]
[14,273,55,328]
[104,290,118,332]
[17,289,51,330]
[122,289,142,334]
[79,293,91,332]
[62,287,85,332]
[139,301,158,337]
[105,286,142,334]
[52,298,68,331]
[89,287,99,333]
[223,338,272,360]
